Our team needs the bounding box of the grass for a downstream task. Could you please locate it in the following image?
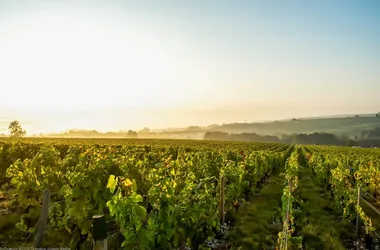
[294,164,355,250]
[228,167,285,250]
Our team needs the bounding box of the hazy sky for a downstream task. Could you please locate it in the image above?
[1,0,379,133]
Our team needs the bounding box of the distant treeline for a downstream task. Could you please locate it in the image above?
[29,125,380,148]
[204,127,380,148]
[43,129,185,139]
[358,127,380,139]
[48,129,138,138]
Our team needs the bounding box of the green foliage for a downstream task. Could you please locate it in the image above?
[277,148,302,249]
[2,137,380,248]
[107,175,153,250]
[0,138,288,248]
[305,145,380,234]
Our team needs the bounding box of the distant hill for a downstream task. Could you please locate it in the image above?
[1,113,379,139]
[144,114,380,140]
[208,116,380,137]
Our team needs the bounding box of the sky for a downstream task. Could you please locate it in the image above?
[0,0,379,134]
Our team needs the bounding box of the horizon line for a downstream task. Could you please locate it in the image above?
[1,111,378,136]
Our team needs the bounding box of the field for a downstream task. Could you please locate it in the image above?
[1,138,380,249]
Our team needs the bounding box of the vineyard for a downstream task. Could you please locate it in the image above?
[0,138,380,249]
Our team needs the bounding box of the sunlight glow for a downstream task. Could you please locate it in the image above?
[0,1,379,134]
[0,10,183,112]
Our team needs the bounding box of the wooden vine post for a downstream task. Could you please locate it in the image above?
[220,175,225,226]
[93,215,107,250]
[35,189,50,248]
[356,186,361,237]
[284,179,292,250]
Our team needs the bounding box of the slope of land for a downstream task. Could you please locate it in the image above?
[211,116,380,137]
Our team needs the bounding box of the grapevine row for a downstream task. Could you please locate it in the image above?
[277,147,302,249]
[304,145,379,235]
[0,140,290,249]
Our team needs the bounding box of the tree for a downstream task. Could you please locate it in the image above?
[139,127,150,134]
[8,120,26,137]
[127,130,137,138]
[187,126,201,130]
